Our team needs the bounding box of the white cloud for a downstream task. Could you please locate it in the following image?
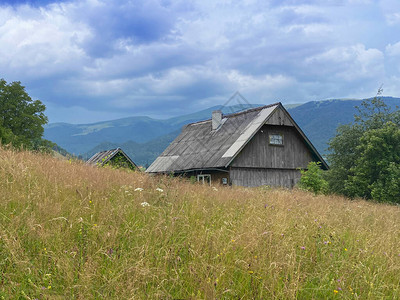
[379,0,400,25]
[386,12,400,25]
[386,41,400,56]
[347,0,373,4]
[227,70,294,92]
[0,3,90,80]
[305,44,384,81]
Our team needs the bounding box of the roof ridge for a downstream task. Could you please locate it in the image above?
[186,102,281,126]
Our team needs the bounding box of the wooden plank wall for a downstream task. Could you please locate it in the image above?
[265,107,293,126]
[231,124,314,169]
[209,171,230,185]
[230,167,301,188]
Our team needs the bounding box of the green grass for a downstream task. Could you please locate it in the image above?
[0,147,400,299]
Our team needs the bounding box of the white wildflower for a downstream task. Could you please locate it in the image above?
[141,202,150,207]
[134,188,144,192]
[156,188,164,192]
[212,187,218,191]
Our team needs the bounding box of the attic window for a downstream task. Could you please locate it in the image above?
[269,133,283,145]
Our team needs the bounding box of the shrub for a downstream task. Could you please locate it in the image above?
[298,161,328,194]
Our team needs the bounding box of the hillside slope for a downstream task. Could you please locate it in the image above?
[1,147,400,298]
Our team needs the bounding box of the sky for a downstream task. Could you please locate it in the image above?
[1,0,400,124]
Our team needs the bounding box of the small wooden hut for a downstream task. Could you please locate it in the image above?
[146,103,328,187]
[87,148,138,171]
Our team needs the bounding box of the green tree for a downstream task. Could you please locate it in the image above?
[325,122,364,195]
[326,90,400,202]
[346,122,400,202]
[0,78,48,149]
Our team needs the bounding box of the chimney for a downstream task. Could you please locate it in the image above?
[212,110,222,130]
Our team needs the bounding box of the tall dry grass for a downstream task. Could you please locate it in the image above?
[0,147,400,299]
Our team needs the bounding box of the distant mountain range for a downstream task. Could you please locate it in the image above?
[44,97,400,166]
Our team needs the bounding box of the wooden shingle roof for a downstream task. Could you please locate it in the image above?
[146,103,328,173]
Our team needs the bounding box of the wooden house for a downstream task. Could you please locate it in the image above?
[146,103,328,187]
[87,148,138,171]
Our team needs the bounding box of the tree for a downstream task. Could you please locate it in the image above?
[325,122,364,195]
[326,89,400,202]
[346,122,400,202]
[0,78,48,149]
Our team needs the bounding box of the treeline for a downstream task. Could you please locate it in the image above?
[300,89,400,203]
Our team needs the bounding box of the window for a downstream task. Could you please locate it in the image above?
[197,174,211,185]
[269,134,283,145]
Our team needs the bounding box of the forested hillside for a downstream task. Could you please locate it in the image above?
[288,97,400,154]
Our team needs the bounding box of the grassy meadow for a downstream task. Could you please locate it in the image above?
[0,147,400,299]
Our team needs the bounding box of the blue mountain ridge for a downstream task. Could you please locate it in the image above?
[44,97,400,167]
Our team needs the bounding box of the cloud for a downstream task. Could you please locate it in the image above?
[386,41,400,56]
[305,44,385,80]
[380,0,400,25]
[385,41,400,73]
[0,3,90,81]
[0,0,398,123]
[64,0,185,58]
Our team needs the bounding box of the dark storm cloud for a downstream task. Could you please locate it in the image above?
[71,1,184,58]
